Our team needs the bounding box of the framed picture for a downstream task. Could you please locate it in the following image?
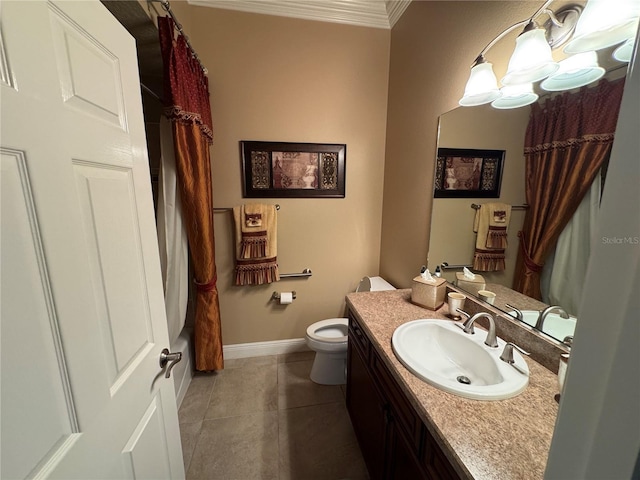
[434,148,505,198]
[241,141,346,198]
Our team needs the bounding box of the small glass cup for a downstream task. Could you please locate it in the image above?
[478,289,496,304]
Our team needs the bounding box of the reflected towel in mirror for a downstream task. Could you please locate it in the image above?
[473,203,512,271]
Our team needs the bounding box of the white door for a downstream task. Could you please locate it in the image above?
[1,1,184,478]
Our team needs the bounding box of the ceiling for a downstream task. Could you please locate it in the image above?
[102,0,413,101]
[188,0,412,29]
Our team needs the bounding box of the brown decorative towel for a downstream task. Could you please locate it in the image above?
[472,203,512,271]
[233,204,279,285]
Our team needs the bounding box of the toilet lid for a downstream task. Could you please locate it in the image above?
[306,318,348,343]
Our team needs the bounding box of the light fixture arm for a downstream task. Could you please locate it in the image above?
[474,0,560,66]
[542,8,565,28]
[474,19,529,66]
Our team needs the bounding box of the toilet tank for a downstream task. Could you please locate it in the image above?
[356,276,396,292]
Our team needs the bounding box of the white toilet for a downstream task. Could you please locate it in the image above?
[305,276,396,385]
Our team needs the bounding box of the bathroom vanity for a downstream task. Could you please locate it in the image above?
[345,289,560,479]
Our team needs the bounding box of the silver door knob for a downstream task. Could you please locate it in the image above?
[159,348,182,378]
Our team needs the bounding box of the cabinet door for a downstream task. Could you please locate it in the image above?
[346,339,387,480]
[387,417,427,480]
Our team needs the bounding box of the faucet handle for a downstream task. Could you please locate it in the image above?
[500,342,530,365]
[454,309,474,334]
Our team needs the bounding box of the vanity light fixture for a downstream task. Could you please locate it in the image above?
[563,0,640,54]
[459,57,502,106]
[458,0,638,109]
[501,21,559,85]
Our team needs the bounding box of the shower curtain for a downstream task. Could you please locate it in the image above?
[512,79,625,300]
[540,172,601,315]
[159,16,223,371]
[157,117,189,345]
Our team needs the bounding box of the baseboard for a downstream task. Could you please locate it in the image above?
[223,338,310,359]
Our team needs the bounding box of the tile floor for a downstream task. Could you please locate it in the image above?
[178,351,370,480]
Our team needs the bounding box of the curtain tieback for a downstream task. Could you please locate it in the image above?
[194,274,217,292]
[517,231,543,273]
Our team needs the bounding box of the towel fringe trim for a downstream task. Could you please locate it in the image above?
[487,227,508,249]
[240,231,267,259]
[235,257,280,286]
[473,249,506,272]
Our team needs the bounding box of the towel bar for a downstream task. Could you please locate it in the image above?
[279,268,312,278]
[471,203,528,210]
[440,262,473,270]
[213,204,280,213]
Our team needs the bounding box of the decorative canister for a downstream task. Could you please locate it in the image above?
[411,276,447,310]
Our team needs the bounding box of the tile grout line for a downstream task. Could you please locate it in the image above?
[183,373,219,477]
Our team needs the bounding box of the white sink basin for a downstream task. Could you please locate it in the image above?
[392,320,529,401]
[509,310,577,342]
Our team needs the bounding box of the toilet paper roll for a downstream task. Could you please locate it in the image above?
[279,292,293,305]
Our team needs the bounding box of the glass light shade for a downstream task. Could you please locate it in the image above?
[564,0,640,54]
[541,52,606,91]
[491,83,538,109]
[613,37,635,62]
[459,62,502,106]
[502,28,559,85]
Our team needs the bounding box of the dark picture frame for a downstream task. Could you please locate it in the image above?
[241,141,346,198]
[434,148,505,198]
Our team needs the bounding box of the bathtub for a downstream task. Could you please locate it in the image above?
[171,327,194,408]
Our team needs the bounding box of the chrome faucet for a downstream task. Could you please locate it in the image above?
[455,309,499,348]
[505,303,523,321]
[536,305,569,331]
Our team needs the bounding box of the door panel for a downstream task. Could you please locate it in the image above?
[49,3,127,129]
[74,162,154,380]
[0,1,184,478]
[1,148,79,480]
[123,396,173,480]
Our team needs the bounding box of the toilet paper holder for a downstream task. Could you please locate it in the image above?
[272,291,297,301]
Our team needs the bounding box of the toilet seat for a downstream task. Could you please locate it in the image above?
[305,318,348,344]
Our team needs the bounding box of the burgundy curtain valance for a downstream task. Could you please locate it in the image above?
[158,16,213,143]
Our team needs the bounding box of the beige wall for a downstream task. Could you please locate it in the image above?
[431,104,529,288]
[380,1,537,288]
[175,7,390,344]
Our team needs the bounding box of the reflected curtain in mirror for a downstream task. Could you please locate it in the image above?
[513,79,626,300]
[159,16,223,371]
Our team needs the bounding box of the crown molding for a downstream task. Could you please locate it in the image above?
[188,0,412,29]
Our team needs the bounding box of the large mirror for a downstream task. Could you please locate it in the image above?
[428,68,627,343]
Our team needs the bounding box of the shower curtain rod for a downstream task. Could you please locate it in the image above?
[148,0,207,75]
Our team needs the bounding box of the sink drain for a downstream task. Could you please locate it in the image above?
[457,375,471,385]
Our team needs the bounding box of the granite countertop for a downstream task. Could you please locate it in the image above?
[346,289,559,480]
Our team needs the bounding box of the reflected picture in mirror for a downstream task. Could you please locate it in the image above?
[428,70,627,343]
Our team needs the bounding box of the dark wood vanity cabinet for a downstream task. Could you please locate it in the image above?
[346,312,462,480]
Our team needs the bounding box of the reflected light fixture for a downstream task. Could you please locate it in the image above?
[541,51,605,91]
[458,0,638,109]
[491,83,539,109]
[613,37,635,62]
